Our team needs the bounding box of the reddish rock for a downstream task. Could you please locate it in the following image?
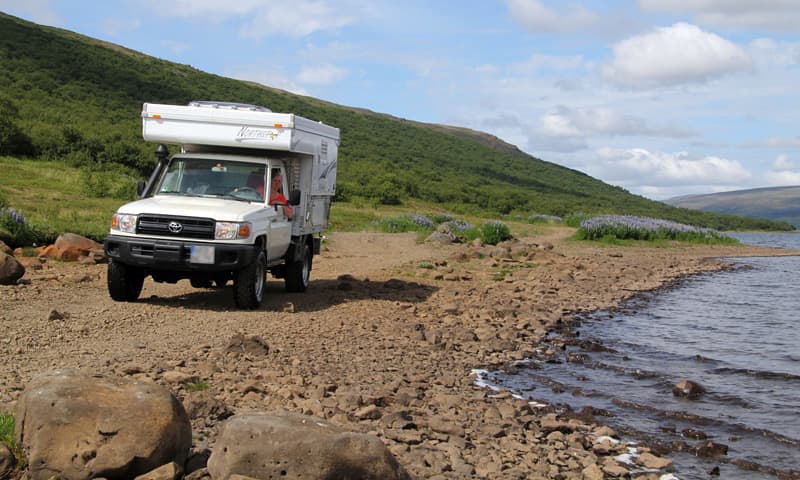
[58,246,88,261]
[38,244,60,259]
[54,232,102,252]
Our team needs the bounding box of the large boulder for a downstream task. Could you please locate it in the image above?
[15,369,192,480]
[54,233,103,261]
[208,412,411,480]
[0,252,25,285]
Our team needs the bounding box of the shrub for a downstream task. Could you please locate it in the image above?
[377,214,434,233]
[80,167,138,199]
[577,215,735,243]
[430,213,454,224]
[0,413,12,447]
[443,219,473,232]
[0,206,45,247]
[462,221,511,245]
[564,212,589,228]
[479,221,512,245]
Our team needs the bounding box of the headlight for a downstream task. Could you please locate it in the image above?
[111,214,138,233]
[215,222,251,240]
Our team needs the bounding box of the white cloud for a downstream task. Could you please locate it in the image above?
[774,154,794,170]
[239,3,355,39]
[141,0,355,38]
[225,66,310,96]
[594,147,752,187]
[640,0,800,33]
[539,105,694,138]
[748,38,800,68]
[0,0,61,25]
[505,0,598,33]
[764,169,800,186]
[297,64,348,85]
[765,154,800,186]
[604,22,752,88]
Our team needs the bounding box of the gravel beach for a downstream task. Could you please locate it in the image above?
[1,228,795,479]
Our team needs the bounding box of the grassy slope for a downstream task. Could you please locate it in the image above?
[667,186,800,227]
[0,12,793,234]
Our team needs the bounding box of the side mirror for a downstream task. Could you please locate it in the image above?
[288,189,301,206]
[137,180,146,197]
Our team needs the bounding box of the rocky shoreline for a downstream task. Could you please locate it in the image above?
[1,229,796,479]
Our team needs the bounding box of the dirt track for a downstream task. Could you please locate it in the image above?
[1,230,794,479]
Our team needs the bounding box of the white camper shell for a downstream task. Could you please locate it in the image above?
[142,101,339,233]
[104,101,340,309]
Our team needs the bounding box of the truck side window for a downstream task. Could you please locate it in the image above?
[269,167,293,219]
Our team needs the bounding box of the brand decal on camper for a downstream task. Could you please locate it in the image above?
[236,126,279,142]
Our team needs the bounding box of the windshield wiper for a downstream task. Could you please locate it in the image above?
[201,193,253,203]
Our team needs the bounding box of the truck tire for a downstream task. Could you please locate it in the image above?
[234,250,266,309]
[285,243,311,292]
[107,261,145,301]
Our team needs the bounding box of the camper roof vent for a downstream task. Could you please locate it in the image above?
[188,100,272,112]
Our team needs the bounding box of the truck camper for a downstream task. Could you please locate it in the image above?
[104,101,339,309]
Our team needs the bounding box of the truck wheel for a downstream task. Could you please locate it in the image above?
[285,243,311,292]
[234,250,266,309]
[107,261,145,301]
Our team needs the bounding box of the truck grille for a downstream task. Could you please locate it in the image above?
[137,215,215,240]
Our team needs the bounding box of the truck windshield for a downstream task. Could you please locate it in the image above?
[157,158,267,202]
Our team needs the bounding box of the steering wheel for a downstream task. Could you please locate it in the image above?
[233,186,258,194]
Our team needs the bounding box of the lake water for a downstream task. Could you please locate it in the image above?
[485,232,800,479]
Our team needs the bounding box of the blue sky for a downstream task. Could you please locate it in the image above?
[2,0,799,199]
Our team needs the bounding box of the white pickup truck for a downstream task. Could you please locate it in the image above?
[104,101,339,309]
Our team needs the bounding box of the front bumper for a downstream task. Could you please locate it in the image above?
[104,235,255,272]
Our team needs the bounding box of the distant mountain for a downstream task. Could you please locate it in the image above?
[0,12,793,231]
[666,186,800,227]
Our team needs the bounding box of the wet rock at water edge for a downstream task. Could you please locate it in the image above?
[672,379,706,399]
[694,441,729,457]
[681,428,707,440]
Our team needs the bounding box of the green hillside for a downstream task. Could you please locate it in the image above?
[0,12,792,232]
[667,186,800,227]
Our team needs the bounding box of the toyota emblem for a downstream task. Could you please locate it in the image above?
[168,221,183,234]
